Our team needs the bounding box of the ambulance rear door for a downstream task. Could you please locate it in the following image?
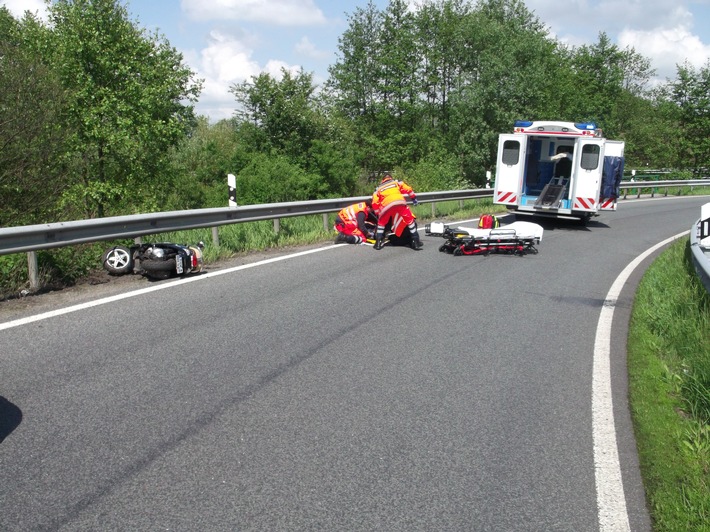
[599,140,625,211]
[494,134,526,208]
[571,137,605,213]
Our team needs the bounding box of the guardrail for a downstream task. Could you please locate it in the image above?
[3,180,710,257]
[2,179,709,293]
[0,189,491,257]
[622,179,710,199]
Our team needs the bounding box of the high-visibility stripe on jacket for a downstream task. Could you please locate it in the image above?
[336,202,368,226]
[335,202,371,235]
[372,178,416,217]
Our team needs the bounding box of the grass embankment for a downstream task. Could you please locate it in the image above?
[628,238,710,530]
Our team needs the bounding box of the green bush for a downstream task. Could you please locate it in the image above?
[236,153,324,204]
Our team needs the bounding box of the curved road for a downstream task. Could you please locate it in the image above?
[0,196,705,531]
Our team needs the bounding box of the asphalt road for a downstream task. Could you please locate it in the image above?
[0,196,705,531]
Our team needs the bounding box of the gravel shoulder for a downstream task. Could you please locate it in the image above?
[0,243,326,323]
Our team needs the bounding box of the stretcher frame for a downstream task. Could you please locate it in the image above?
[425,221,542,256]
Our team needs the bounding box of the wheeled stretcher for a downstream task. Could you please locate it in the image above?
[425,221,543,256]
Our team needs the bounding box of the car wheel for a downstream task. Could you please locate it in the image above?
[102,246,133,275]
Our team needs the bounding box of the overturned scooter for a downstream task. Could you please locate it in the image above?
[102,241,204,280]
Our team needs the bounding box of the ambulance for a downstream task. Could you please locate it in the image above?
[493,120,625,222]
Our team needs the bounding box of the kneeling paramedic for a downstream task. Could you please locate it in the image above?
[334,201,376,245]
[371,174,422,250]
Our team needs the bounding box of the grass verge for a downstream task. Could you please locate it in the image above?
[628,238,710,530]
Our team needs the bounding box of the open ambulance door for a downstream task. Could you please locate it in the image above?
[599,140,625,211]
[493,134,526,208]
[571,138,605,214]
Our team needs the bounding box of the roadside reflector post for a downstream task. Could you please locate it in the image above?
[228,174,237,208]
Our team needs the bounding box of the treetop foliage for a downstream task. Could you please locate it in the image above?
[0,0,707,227]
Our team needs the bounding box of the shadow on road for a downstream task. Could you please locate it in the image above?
[0,396,22,443]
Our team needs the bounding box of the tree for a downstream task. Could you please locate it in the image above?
[415,0,472,132]
[327,1,386,173]
[231,68,320,162]
[446,0,564,183]
[0,8,71,226]
[46,0,202,218]
[664,61,710,173]
[231,68,359,198]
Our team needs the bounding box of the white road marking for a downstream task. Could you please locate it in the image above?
[1,217,467,332]
[593,230,688,530]
[0,246,336,332]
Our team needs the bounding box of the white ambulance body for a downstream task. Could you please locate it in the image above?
[493,120,625,222]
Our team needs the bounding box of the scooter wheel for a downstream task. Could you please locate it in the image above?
[140,258,176,272]
[102,246,133,275]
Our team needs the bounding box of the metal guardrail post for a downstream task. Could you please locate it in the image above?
[27,251,39,292]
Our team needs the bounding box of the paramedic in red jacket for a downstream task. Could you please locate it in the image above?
[371,174,422,250]
[334,200,376,245]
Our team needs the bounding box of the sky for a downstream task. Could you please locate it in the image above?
[3,0,710,122]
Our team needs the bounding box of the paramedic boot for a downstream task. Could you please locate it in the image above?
[410,232,423,250]
[373,234,384,250]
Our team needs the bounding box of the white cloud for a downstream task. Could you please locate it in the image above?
[526,0,710,81]
[181,0,327,26]
[620,25,710,78]
[294,36,330,60]
[185,29,301,121]
[1,0,47,19]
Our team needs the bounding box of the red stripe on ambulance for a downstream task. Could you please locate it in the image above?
[599,198,616,210]
[496,191,517,204]
[574,197,596,210]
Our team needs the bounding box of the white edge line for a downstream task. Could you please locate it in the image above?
[593,230,688,531]
[0,245,340,332]
[0,216,482,332]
